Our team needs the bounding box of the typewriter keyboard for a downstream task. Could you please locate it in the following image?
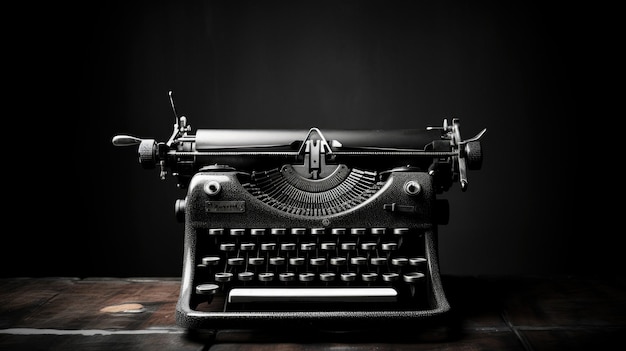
[192,227,431,310]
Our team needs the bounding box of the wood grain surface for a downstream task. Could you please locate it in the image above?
[1,275,624,350]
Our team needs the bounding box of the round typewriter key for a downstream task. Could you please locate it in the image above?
[370,257,387,266]
[291,228,306,235]
[350,256,367,265]
[230,228,245,236]
[258,272,274,282]
[248,257,265,265]
[289,257,305,266]
[409,257,427,266]
[393,228,410,236]
[321,242,336,250]
[281,243,296,251]
[240,243,255,251]
[238,272,254,281]
[261,243,276,251]
[310,257,326,266]
[403,272,425,283]
[201,256,221,265]
[209,228,224,236]
[361,242,377,251]
[382,272,400,282]
[195,283,219,295]
[330,257,346,266]
[361,272,378,282]
[279,272,295,282]
[340,272,357,282]
[250,228,266,236]
[300,243,316,251]
[228,257,245,266]
[391,257,409,266]
[215,272,233,282]
[299,272,315,282]
[331,228,346,235]
[271,228,286,236]
[381,242,398,251]
[371,228,386,235]
[311,228,326,235]
[269,256,285,265]
[350,228,366,235]
[341,242,357,251]
[319,272,336,282]
[220,243,236,251]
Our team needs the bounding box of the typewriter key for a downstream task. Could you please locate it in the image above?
[248,257,265,265]
[209,228,224,236]
[269,256,285,265]
[381,242,398,251]
[361,272,378,282]
[230,228,245,236]
[299,272,315,282]
[289,257,305,266]
[370,257,387,266]
[281,243,296,251]
[311,228,326,235]
[220,243,236,251]
[393,228,410,235]
[258,272,274,282]
[403,272,425,283]
[319,272,336,282]
[382,272,400,282]
[271,228,286,236]
[250,229,266,236]
[350,257,367,265]
[228,257,245,266]
[361,242,377,251]
[331,228,346,235]
[371,228,386,235]
[409,257,427,266]
[310,257,326,266]
[238,272,254,281]
[291,228,306,235]
[330,257,346,266]
[340,272,357,282]
[215,272,233,282]
[341,242,357,251]
[201,256,220,265]
[240,243,255,251]
[261,243,276,251]
[279,272,295,282]
[391,257,409,266]
[351,228,366,235]
[300,243,316,251]
[321,242,336,250]
[195,284,219,295]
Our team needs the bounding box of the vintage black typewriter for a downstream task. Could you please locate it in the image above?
[113,92,485,330]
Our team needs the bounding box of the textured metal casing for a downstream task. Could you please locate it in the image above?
[175,170,450,330]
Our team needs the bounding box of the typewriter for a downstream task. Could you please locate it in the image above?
[113,92,485,330]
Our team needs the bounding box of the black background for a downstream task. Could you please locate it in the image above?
[5,0,618,278]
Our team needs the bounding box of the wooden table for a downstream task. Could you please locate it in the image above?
[1,275,624,350]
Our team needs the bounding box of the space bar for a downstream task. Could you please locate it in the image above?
[228,287,398,303]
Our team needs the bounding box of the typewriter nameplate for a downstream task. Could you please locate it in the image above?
[206,201,246,213]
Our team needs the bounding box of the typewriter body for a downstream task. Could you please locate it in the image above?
[113,93,485,330]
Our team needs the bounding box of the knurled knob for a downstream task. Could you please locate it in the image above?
[463,141,483,170]
[138,139,158,169]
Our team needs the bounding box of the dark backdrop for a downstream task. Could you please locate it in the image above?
[5,0,617,278]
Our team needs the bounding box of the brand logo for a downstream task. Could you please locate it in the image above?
[206,201,246,213]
